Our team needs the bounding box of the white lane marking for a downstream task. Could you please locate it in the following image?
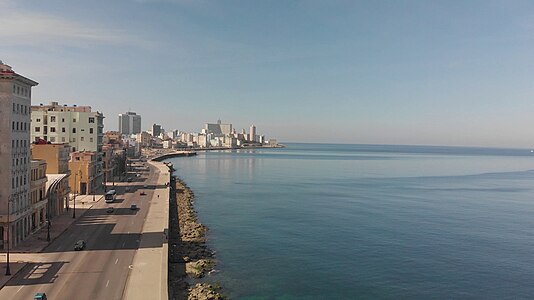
[106,279,110,287]
[115,258,119,264]
[15,286,23,294]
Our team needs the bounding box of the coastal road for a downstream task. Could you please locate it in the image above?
[0,161,163,300]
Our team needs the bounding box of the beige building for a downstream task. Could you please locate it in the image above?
[0,61,39,249]
[69,151,98,195]
[30,160,48,232]
[31,143,71,216]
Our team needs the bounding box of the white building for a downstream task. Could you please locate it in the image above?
[31,102,105,191]
[0,60,39,249]
[249,125,256,142]
[118,111,141,135]
[31,102,104,153]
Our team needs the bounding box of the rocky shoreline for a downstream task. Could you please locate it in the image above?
[169,176,225,300]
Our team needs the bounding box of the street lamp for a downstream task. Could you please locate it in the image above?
[5,196,12,276]
[73,170,81,219]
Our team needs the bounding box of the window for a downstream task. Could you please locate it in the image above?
[62,127,66,133]
[72,128,76,133]
[62,137,66,142]
[50,116,56,122]
[50,127,56,133]
[50,137,56,142]
[90,137,93,142]
[73,118,76,123]
[62,118,65,122]
[81,137,85,141]
[36,118,41,122]
[35,127,41,132]
[89,117,95,123]
[89,128,94,134]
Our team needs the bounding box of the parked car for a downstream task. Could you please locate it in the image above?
[130,204,138,210]
[140,191,146,196]
[74,240,86,251]
[106,207,114,213]
[125,187,130,192]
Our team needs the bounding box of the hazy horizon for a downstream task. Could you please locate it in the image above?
[3,0,534,148]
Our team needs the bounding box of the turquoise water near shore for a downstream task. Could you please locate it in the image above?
[168,143,534,299]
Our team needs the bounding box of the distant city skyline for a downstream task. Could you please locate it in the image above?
[2,1,534,147]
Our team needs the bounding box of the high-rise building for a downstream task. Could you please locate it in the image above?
[151,124,162,137]
[0,60,39,248]
[118,111,141,135]
[249,125,256,142]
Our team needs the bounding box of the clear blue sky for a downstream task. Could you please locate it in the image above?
[3,0,534,147]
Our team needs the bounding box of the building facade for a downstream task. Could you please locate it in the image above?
[0,61,39,249]
[69,151,98,195]
[118,111,141,135]
[31,102,104,193]
[30,160,48,232]
[31,143,71,217]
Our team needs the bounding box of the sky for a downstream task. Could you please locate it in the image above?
[2,0,534,147]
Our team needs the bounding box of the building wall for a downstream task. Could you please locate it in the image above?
[69,152,97,195]
[0,61,38,249]
[31,143,71,174]
[30,160,48,232]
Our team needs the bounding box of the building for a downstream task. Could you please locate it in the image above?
[69,151,98,195]
[205,120,232,136]
[30,160,48,232]
[31,101,104,153]
[151,124,162,137]
[118,111,141,135]
[31,143,71,217]
[31,101,104,192]
[249,125,256,142]
[0,60,39,249]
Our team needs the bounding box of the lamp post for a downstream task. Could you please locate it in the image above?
[46,193,51,242]
[5,196,11,276]
[73,170,81,219]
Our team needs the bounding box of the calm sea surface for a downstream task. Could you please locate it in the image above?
[167,143,534,299]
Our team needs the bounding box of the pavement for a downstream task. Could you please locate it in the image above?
[123,161,170,300]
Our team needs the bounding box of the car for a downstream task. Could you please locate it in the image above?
[143,184,148,188]
[106,207,114,213]
[127,178,132,182]
[74,240,86,251]
[125,187,130,192]
[140,191,146,196]
[34,293,47,300]
[130,204,137,210]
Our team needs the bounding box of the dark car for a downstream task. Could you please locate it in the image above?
[127,178,132,182]
[106,207,114,213]
[140,191,146,196]
[130,204,138,210]
[34,293,47,300]
[74,240,86,251]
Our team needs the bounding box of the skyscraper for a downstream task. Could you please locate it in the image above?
[249,125,256,142]
[0,60,39,248]
[118,111,141,135]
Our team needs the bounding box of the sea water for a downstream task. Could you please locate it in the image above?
[167,143,534,299]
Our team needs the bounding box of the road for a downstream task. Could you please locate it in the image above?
[0,161,162,300]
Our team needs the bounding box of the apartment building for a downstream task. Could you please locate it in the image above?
[30,160,48,232]
[31,101,104,193]
[0,60,39,248]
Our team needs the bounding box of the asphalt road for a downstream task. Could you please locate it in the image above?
[0,161,159,300]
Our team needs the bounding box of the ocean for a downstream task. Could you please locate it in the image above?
[167,143,534,299]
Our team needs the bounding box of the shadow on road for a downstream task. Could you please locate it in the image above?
[4,261,68,286]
